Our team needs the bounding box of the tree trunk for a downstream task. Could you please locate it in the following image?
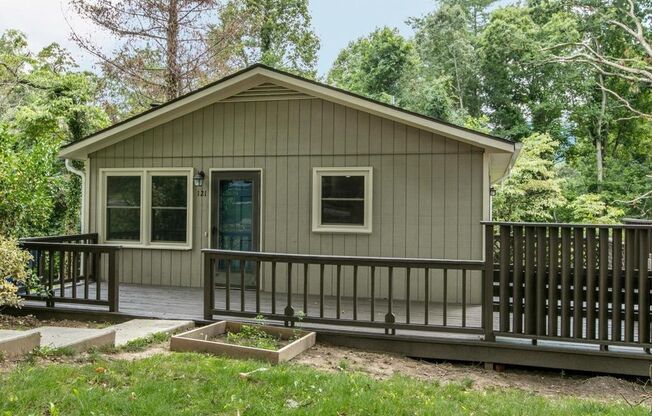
[165,0,181,100]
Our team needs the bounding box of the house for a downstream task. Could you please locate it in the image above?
[24,65,652,377]
[58,64,519,301]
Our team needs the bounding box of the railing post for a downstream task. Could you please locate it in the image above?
[483,223,495,342]
[203,253,214,320]
[108,249,120,312]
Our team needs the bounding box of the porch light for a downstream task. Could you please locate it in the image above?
[193,170,205,187]
[489,186,496,197]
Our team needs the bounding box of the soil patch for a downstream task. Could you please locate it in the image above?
[0,314,109,330]
[295,343,652,405]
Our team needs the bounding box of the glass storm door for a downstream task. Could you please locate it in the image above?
[211,171,260,285]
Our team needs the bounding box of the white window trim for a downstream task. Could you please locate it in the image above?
[312,167,373,234]
[99,168,194,250]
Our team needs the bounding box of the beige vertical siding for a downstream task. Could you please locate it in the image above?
[89,98,484,301]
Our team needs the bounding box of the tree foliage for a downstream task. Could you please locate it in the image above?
[209,0,320,77]
[327,27,418,104]
[493,134,567,222]
[0,30,109,236]
[326,0,651,221]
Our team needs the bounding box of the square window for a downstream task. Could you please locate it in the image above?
[312,167,372,233]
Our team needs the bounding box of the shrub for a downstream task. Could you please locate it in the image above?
[0,236,32,309]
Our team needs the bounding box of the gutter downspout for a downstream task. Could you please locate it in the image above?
[65,159,86,233]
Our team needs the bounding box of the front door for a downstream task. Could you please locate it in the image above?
[210,171,260,286]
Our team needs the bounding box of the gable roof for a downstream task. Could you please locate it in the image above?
[60,64,518,179]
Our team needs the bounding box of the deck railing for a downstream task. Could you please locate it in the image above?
[484,222,652,351]
[19,233,121,312]
[203,249,486,336]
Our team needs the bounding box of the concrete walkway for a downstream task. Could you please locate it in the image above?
[111,319,194,346]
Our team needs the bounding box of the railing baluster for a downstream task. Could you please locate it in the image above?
[499,225,510,332]
[405,267,411,324]
[548,227,559,337]
[255,261,261,314]
[598,228,609,346]
[561,228,571,337]
[586,228,596,339]
[303,263,309,315]
[370,266,375,322]
[625,229,635,342]
[443,269,448,326]
[353,265,358,321]
[59,249,65,298]
[319,264,324,318]
[240,259,246,312]
[524,227,535,335]
[462,269,467,328]
[271,261,276,315]
[47,250,54,307]
[336,264,342,319]
[573,227,584,339]
[612,229,622,342]
[285,262,294,325]
[513,226,523,334]
[203,255,214,320]
[385,267,395,334]
[108,249,119,312]
[424,268,429,325]
[83,250,89,300]
[638,229,649,347]
[71,251,78,299]
[536,227,546,336]
[94,252,101,301]
[225,259,231,311]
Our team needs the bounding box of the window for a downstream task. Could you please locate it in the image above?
[312,167,373,233]
[101,169,193,248]
[106,175,141,241]
[151,175,188,243]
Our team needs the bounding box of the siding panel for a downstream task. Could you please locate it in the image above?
[88,98,484,302]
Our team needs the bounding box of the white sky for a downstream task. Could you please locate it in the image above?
[0,0,437,76]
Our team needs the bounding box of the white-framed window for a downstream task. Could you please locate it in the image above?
[100,168,193,249]
[312,167,373,234]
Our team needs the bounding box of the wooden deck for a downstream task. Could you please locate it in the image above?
[20,281,652,376]
[26,283,483,338]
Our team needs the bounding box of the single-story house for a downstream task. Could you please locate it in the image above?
[59,64,519,302]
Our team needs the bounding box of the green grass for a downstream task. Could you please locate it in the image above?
[0,353,647,415]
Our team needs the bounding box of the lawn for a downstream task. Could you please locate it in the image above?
[0,353,647,415]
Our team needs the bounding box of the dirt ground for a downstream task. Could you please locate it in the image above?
[295,343,652,406]
[2,315,651,407]
[0,314,109,330]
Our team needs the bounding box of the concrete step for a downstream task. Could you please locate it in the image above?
[0,330,40,358]
[110,319,194,347]
[27,326,115,353]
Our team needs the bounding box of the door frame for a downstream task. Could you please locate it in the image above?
[208,168,263,251]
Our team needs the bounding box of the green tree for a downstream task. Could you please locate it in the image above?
[492,133,567,222]
[208,0,320,77]
[327,27,418,104]
[0,30,109,236]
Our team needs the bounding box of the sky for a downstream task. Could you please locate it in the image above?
[0,0,435,77]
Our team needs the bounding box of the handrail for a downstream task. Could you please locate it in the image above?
[482,221,652,230]
[19,234,120,312]
[20,233,99,243]
[202,249,484,269]
[20,241,120,252]
[203,249,486,336]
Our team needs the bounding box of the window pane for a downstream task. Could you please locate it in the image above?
[107,176,140,207]
[321,200,365,225]
[321,175,364,199]
[151,208,187,242]
[107,207,140,240]
[152,176,187,207]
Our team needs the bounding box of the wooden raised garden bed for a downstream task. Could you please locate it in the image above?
[170,321,316,363]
